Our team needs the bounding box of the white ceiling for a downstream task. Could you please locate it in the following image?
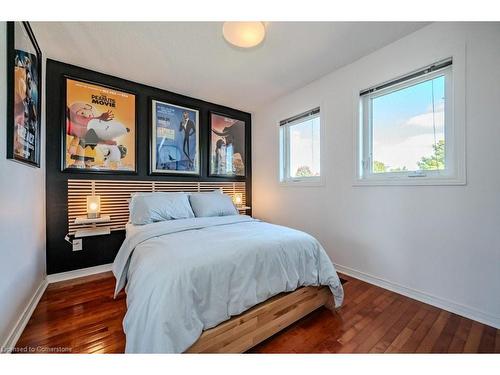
[31,22,428,112]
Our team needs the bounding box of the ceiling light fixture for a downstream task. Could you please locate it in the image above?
[222,22,266,48]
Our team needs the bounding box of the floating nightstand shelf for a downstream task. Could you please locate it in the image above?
[74,215,111,225]
[74,215,111,238]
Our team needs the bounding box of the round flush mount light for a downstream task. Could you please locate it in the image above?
[222,22,266,48]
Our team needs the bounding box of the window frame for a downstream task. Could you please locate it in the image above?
[279,108,323,186]
[355,58,466,186]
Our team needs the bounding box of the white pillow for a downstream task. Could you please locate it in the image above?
[129,192,194,225]
[189,191,238,217]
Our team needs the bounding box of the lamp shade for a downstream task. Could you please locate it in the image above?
[232,193,243,207]
[222,22,266,48]
[86,195,101,219]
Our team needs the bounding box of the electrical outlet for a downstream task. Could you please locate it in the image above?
[72,239,83,251]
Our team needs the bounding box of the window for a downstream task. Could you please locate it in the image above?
[357,59,464,185]
[280,108,321,184]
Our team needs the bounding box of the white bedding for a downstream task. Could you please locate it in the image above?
[113,215,344,353]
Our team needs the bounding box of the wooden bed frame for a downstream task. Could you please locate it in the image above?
[67,180,335,353]
[186,286,334,353]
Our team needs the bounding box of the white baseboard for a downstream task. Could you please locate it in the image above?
[1,278,48,353]
[335,263,500,329]
[46,263,113,284]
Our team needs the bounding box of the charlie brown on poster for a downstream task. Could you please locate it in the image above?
[65,78,136,172]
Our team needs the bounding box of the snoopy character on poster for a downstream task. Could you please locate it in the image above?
[65,79,135,172]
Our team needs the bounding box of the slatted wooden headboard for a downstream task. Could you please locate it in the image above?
[67,179,247,235]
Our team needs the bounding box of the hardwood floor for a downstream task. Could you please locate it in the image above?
[15,272,126,354]
[14,272,499,354]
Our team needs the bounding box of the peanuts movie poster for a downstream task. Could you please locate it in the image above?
[64,78,136,172]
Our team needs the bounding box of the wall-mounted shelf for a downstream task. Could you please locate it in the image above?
[75,227,111,238]
[74,215,111,238]
[74,215,111,225]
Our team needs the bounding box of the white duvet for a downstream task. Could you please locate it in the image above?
[113,215,344,353]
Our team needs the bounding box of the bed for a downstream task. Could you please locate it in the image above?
[112,214,344,353]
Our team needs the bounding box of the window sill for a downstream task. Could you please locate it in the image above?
[280,178,325,187]
[353,176,466,187]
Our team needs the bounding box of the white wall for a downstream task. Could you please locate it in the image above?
[253,22,500,327]
[0,22,46,348]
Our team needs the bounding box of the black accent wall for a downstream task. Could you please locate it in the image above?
[46,59,252,275]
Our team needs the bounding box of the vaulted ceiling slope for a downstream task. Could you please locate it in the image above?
[31,22,428,112]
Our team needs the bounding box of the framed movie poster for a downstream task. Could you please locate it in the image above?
[209,112,246,177]
[6,22,42,167]
[150,100,200,175]
[63,77,137,173]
